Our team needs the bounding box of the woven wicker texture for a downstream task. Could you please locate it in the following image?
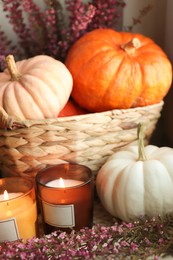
[0,101,163,179]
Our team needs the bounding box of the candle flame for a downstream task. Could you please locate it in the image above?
[59,177,65,188]
[3,190,9,200]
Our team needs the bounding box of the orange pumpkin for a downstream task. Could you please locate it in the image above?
[0,55,73,120]
[58,98,87,117]
[65,28,172,112]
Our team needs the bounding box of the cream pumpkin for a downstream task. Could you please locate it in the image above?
[96,124,173,222]
[0,55,73,120]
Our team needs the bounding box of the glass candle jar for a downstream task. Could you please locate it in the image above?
[36,163,94,234]
[0,177,37,243]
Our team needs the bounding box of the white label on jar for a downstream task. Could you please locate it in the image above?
[42,202,75,228]
[0,218,19,242]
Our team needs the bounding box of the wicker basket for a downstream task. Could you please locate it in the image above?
[0,101,163,179]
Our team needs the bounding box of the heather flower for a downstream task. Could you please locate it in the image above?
[130,242,138,252]
[0,0,153,72]
[3,1,30,54]
[67,1,96,36]
[1,216,173,259]
[0,0,125,70]
[0,26,21,70]
[120,240,129,247]
[87,0,126,30]
[158,238,164,244]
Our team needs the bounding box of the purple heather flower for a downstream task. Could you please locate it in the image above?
[130,242,138,252]
[158,238,164,244]
[120,240,129,247]
[0,0,127,65]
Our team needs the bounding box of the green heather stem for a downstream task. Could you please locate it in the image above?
[137,123,147,161]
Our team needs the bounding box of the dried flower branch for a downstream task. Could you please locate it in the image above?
[0,0,125,69]
[3,0,31,55]
[0,26,21,70]
[0,0,152,71]
[0,215,173,259]
[123,4,153,32]
[21,0,46,54]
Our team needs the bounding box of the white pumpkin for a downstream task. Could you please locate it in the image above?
[96,124,173,222]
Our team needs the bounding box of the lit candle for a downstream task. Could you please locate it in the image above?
[46,178,84,188]
[36,163,94,234]
[0,190,23,200]
[0,178,37,243]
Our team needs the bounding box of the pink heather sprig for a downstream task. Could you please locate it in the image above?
[0,26,22,70]
[21,0,46,54]
[0,217,173,259]
[0,0,152,71]
[43,8,58,56]
[66,0,96,38]
[43,0,63,57]
[2,0,32,56]
[0,0,125,67]
[88,0,126,30]
[0,29,11,70]
[54,0,97,61]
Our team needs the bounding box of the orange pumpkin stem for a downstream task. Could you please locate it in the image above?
[121,38,141,55]
[6,55,21,81]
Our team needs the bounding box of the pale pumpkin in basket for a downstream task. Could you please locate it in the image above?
[65,28,172,112]
[0,55,73,120]
[96,124,173,222]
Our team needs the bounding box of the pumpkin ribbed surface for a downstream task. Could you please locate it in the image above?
[0,55,73,120]
[96,145,173,221]
[65,28,172,112]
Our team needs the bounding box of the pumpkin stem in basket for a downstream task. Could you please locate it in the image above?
[121,38,141,55]
[137,123,147,161]
[5,55,21,81]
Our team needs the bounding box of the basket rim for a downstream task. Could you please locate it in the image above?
[0,101,164,130]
